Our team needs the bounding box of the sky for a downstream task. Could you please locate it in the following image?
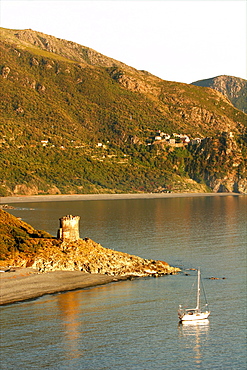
[0,0,246,83]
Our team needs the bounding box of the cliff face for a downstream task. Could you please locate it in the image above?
[186,132,247,193]
[191,75,247,113]
[0,210,179,276]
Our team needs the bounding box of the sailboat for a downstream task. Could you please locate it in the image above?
[178,268,210,322]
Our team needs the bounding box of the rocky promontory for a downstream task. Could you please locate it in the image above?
[0,209,179,305]
[0,209,179,278]
[18,237,178,277]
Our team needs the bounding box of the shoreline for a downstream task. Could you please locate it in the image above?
[0,192,243,204]
[0,268,129,306]
[0,191,243,305]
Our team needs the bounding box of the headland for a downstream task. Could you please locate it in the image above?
[0,209,180,305]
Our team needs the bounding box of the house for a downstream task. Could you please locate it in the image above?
[41,140,49,147]
[163,134,170,140]
[169,138,176,145]
[182,136,190,143]
[191,138,202,145]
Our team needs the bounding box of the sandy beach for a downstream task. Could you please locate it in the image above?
[0,192,242,204]
[0,268,127,305]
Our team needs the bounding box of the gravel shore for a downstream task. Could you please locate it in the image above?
[0,192,241,204]
[0,268,124,305]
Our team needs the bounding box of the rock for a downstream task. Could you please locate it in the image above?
[0,204,15,210]
[30,80,36,89]
[14,49,21,57]
[45,63,53,69]
[37,84,46,92]
[10,237,180,277]
[31,57,39,66]
[15,107,24,114]
[1,66,10,78]
[13,184,39,195]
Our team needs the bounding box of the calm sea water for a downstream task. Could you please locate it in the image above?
[1,195,246,369]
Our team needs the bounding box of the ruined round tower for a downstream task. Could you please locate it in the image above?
[57,215,80,242]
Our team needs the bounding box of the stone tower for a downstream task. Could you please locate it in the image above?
[57,215,80,242]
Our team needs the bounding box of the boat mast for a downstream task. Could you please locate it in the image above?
[196,268,200,310]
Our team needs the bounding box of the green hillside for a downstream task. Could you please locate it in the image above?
[0,28,246,195]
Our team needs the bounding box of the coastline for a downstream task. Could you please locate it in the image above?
[0,268,128,306]
[0,191,243,305]
[0,192,243,204]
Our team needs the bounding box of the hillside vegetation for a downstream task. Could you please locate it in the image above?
[1,28,246,195]
[0,209,52,261]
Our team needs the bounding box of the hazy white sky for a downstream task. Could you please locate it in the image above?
[0,0,246,83]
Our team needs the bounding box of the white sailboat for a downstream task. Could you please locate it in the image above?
[178,268,210,322]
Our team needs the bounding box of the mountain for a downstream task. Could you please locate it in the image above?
[0,27,246,195]
[191,75,247,113]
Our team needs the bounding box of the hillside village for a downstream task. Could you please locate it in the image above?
[39,131,204,149]
[1,130,204,150]
[39,130,235,151]
[150,130,202,146]
[1,128,207,148]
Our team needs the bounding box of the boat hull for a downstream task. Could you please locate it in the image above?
[179,311,210,322]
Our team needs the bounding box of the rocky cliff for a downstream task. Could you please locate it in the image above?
[186,132,247,193]
[191,75,247,113]
[0,210,179,276]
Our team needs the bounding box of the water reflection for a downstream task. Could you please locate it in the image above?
[2,196,246,369]
[178,319,209,367]
[54,282,135,363]
[57,291,82,361]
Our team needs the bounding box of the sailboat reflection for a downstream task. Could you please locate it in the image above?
[178,319,209,366]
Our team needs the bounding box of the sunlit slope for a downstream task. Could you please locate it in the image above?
[191,75,247,113]
[0,28,246,195]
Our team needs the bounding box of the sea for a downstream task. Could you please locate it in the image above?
[1,195,246,369]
